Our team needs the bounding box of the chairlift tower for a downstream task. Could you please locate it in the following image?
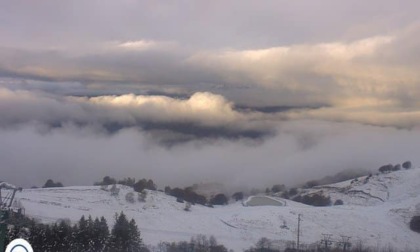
[0,182,23,251]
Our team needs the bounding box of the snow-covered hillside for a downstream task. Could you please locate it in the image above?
[13,168,420,251]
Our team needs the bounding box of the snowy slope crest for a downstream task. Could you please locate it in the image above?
[301,168,420,207]
[11,168,420,251]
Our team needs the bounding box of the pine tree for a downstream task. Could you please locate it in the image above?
[28,222,47,251]
[44,224,53,251]
[91,217,109,251]
[99,216,110,244]
[109,212,130,251]
[55,220,72,252]
[73,215,89,251]
[127,219,143,251]
[109,212,143,252]
[86,215,97,252]
[4,224,19,247]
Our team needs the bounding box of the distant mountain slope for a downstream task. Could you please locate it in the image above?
[299,168,420,207]
[14,168,420,251]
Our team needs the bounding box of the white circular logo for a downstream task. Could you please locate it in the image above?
[5,238,33,252]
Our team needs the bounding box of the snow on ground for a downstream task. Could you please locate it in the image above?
[244,196,287,206]
[12,168,420,251]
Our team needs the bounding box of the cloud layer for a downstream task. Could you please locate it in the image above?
[1,24,420,113]
[0,88,274,145]
[2,1,420,189]
[2,118,419,192]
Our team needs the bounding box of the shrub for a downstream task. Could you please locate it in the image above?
[232,192,244,201]
[146,179,157,190]
[256,237,272,249]
[133,179,157,192]
[164,186,171,195]
[292,195,302,202]
[170,188,185,199]
[392,164,401,171]
[176,198,184,203]
[403,161,412,169]
[94,176,116,186]
[295,193,331,207]
[271,184,285,193]
[379,164,393,173]
[138,190,147,202]
[334,199,344,205]
[118,177,136,187]
[304,180,319,188]
[43,179,63,188]
[125,192,135,203]
[288,188,298,196]
[110,184,120,196]
[168,187,207,205]
[184,202,191,211]
[183,187,207,205]
[210,194,228,205]
[410,216,420,233]
[245,237,277,252]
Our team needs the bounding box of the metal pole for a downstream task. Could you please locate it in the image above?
[297,214,301,251]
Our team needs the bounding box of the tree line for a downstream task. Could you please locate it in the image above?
[151,235,230,252]
[96,176,232,206]
[6,212,146,252]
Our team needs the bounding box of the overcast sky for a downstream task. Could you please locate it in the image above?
[1,1,420,190]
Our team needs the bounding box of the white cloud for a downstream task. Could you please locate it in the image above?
[2,118,420,190]
[117,40,157,50]
[86,92,242,126]
[187,30,420,111]
[0,87,273,143]
[187,35,396,90]
[1,24,420,131]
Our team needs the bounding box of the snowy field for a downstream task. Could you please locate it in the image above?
[13,168,420,251]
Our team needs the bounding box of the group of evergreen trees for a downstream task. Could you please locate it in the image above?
[378,161,412,173]
[166,186,208,205]
[153,235,229,252]
[95,176,233,207]
[95,176,157,192]
[164,186,230,206]
[292,193,332,207]
[6,212,146,252]
[43,179,64,188]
